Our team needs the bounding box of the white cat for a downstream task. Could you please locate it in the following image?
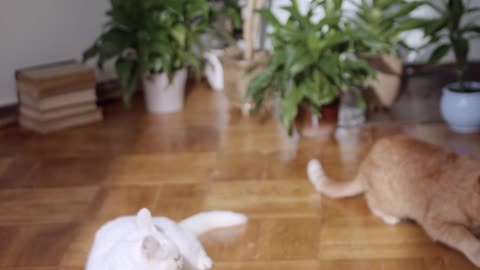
[86,208,248,270]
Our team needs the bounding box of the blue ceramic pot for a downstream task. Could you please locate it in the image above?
[440,82,480,133]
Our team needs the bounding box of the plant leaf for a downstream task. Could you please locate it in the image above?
[257,9,282,28]
[290,54,314,77]
[171,24,187,48]
[465,7,480,14]
[383,1,424,23]
[448,0,464,16]
[428,44,451,64]
[423,16,449,36]
[395,18,431,33]
[98,29,132,63]
[247,67,275,99]
[463,25,480,34]
[281,1,309,30]
[182,52,202,79]
[82,43,99,62]
[280,87,303,135]
[115,58,139,105]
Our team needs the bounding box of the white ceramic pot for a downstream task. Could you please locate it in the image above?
[142,69,188,113]
[440,82,480,133]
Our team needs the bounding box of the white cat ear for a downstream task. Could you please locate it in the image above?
[141,235,162,260]
[136,208,152,228]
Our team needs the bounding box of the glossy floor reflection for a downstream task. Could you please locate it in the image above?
[0,82,479,270]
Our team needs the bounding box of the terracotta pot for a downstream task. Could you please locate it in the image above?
[221,47,270,115]
[294,101,339,138]
[365,54,403,108]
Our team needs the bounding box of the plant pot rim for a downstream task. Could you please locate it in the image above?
[143,68,188,81]
[443,81,480,94]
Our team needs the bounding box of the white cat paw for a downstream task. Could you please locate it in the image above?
[197,255,213,270]
[382,216,401,225]
[371,208,400,225]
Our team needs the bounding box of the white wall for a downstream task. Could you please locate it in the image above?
[0,0,109,106]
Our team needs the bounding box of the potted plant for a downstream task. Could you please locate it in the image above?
[83,0,216,113]
[349,0,428,108]
[248,0,390,135]
[422,0,480,133]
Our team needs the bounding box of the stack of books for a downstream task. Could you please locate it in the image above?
[16,60,102,133]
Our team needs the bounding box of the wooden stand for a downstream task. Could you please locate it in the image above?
[222,48,269,114]
[366,54,403,108]
[222,0,269,115]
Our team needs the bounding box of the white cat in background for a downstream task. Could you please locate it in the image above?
[86,208,248,270]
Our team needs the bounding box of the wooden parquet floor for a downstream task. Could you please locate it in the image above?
[1,82,480,270]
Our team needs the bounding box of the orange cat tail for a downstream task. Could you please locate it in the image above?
[307,159,364,198]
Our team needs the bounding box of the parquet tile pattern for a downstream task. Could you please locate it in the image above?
[1,82,480,270]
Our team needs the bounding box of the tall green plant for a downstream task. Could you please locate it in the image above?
[247,0,390,134]
[83,0,217,104]
[349,0,429,52]
[422,0,480,91]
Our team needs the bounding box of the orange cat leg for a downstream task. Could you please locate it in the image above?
[422,220,480,267]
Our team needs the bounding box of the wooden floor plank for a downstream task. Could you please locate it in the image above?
[0,83,479,270]
[104,153,216,186]
[0,187,98,225]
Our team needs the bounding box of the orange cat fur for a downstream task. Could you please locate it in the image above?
[307,135,480,267]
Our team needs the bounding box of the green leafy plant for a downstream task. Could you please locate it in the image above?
[422,0,480,91]
[348,0,429,52]
[83,0,218,104]
[247,0,390,134]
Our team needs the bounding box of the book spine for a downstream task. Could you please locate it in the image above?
[19,89,97,111]
[17,78,96,98]
[16,81,39,97]
[20,103,97,121]
[17,69,96,89]
[20,109,102,133]
[19,93,37,108]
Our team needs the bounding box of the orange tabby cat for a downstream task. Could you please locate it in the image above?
[307,135,480,267]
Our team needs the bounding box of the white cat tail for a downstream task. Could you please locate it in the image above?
[307,159,364,198]
[179,211,248,236]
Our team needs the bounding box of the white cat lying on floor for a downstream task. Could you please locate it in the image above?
[86,208,248,270]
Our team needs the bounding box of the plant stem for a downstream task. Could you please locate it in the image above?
[450,33,466,92]
[458,68,465,91]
